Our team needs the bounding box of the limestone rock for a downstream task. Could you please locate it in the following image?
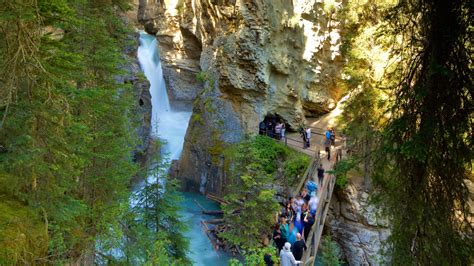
[327,182,391,265]
[137,0,346,195]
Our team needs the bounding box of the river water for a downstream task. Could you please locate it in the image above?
[137,32,230,265]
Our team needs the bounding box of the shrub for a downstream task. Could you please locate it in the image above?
[321,235,342,266]
[331,158,356,189]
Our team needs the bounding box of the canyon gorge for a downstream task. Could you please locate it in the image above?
[133,0,389,264]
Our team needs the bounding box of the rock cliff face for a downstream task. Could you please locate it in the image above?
[138,0,345,195]
[327,182,391,265]
[135,1,393,263]
[119,3,152,161]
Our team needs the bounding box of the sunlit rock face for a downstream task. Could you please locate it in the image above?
[139,0,203,101]
[138,0,345,193]
[327,183,391,265]
[136,2,392,262]
[139,0,344,123]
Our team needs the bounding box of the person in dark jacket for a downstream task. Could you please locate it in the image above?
[317,164,325,185]
[303,211,315,241]
[301,189,311,202]
[267,121,274,137]
[273,223,285,253]
[330,128,336,146]
[291,233,307,260]
[264,253,274,266]
[300,127,308,149]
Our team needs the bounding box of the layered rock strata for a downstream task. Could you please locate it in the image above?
[138,0,345,195]
[327,182,391,265]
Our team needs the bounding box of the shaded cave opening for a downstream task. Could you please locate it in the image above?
[258,113,292,140]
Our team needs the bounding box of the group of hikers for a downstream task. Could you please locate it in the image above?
[259,117,286,140]
[259,116,338,161]
[300,127,337,159]
[263,163,326,265]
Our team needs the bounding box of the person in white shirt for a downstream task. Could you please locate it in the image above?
[280,242,301,266]
[305,128,311,147]
[308,192,319,217]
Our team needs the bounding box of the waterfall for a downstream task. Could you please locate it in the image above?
[137,32,191,160]
[137,32,230,265]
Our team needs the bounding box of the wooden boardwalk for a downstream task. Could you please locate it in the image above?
[279,127,345,265]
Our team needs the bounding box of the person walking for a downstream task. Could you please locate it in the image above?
[279,217,290,243]
[267,121,274,138]
[330,128,336,146]
[275,122,282,140]
[273,223,285,254]
[308,192,319,217]
[259,121,266,135]
[294,206,303,234]
[291,233,307,261]
[283,201,295,222]
[303,211,314,241]
[325,128,331,142]
[300,127,308,149]
[281,122,286,139]
[324,138,331,160]
[301,189,311,202]
[305,127,311,148]
[280,242,301,266]
[264,253,274,266]
[317,164,325,185]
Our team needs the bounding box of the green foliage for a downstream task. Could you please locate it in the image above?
[338,0,473,264]
[191,113,203,124]
[112,158,190,264]
[221,135,308,248]
[320,235,341,266]
[196,71,211,83]
[330,158,357,189]
[207,129,226,164]
[337,0,394,190]
[283,154,310,187]
[0,200,48,264]
[228,246,278,266]
[370,0,474,264]
[225,135,288,174]
[0,0,190,264]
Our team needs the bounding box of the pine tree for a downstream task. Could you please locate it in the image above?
[221,136,283,248]
[122,157,190,264]
[372,0,473,263]
[0,0,140,263]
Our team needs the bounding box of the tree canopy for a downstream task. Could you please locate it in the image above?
[339,0,473,263]
[0,0,188,264]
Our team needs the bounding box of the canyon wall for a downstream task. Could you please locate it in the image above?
[138,0,345,195]
[134,1,394,264]
[327,181,391,265]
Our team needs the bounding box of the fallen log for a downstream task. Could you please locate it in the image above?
[203,210,224,215]
[206,193,228,205]
[207,218,224,224]
[200,220,220,255]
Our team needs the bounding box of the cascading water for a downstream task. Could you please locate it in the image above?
[137,33,191,160]
[137,32,230,265]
